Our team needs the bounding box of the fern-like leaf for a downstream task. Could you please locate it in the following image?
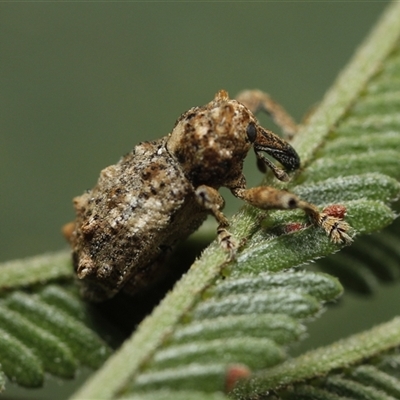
[316,218,400,294]
[0,284,112,387]
[232,317,400,399]
[68,3,400,400]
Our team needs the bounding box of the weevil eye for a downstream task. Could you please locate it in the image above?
[246,122,257,142]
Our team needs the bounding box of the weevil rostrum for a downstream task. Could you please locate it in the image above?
[64,89,352,302]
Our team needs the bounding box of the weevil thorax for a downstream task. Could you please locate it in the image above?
[167,90,256,188]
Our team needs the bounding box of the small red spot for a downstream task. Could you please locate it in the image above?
[323,204,347,219]
[225,364,251,392]
[284,222,304,234]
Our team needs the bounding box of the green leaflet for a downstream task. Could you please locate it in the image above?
[170,314,306,345]
[233,200,395,276]
[0,251,72,294]
[293,173,400,205]
[119,391,229,400]
[212,271,342,302]
[131,364,229,393]
[0,305,77,379]
[232,317,400,399]
[324,376,395,400]
[282,385,346,400]
[124,269,342,393]
[304,151,400,183]
[193,290,320,320]
[38,284,88,322]
[350,365,400,398]
[316,219,400,294]
[0,327,44,387]
[150,337,285,371]
[4,292,111,369]
[0,286,112,387]
[322,132,400,154]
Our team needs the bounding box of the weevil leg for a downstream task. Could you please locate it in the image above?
[194,185,238,255]
[231,186,352,244]
[62,221,75,242]
[235,89,298,140]
[297,200,353,244]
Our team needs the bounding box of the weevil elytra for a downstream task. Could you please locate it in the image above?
[65,89,352,302]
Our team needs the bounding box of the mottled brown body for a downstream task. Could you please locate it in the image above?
[68,138,209,301]
[66,90,351,301]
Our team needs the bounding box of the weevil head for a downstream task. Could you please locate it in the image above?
[167,90,300,187]
[167,90,255,187]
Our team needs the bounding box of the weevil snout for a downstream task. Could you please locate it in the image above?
[252,126,300,181]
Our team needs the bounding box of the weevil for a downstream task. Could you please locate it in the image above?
[64,89,352,301]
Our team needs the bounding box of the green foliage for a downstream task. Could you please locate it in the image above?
[70,3,400,400]
[119,390,229,400]
[0,251,72,293]
[1,3,400,399]
[316,219,400,294]
[233,317,400,398]
[0,326,44,387]
[0,285,112,388]
[273,354,400,399]
[126,271,341,394]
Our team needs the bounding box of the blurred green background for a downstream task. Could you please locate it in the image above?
[1,2,397,399]
[1,2,389,263]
